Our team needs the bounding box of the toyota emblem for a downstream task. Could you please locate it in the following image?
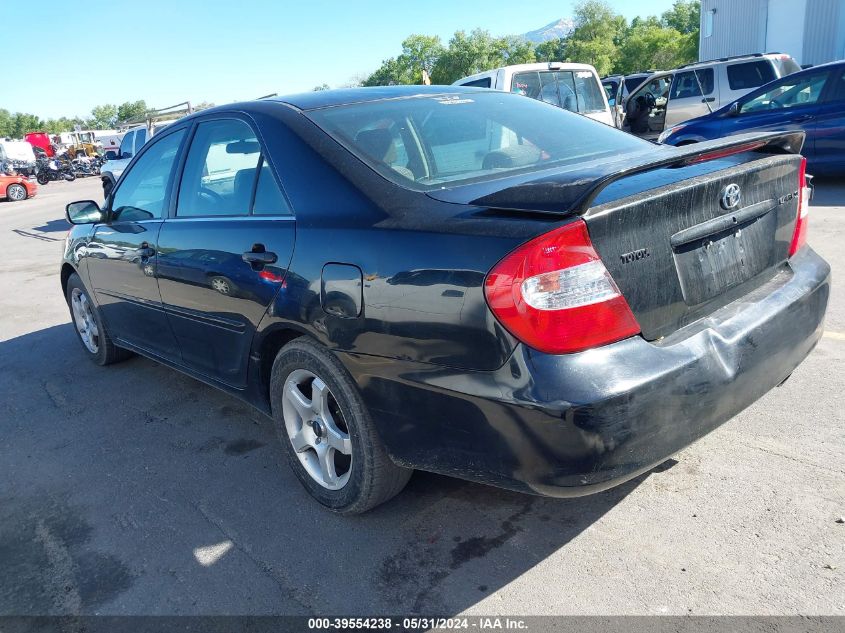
[720,183,741,210]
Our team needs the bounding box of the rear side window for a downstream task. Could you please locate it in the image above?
[727,61,776,91]
[252,161,291,215]
[513,71,604,113]
[670,69,714,99]
[461,77,491,88]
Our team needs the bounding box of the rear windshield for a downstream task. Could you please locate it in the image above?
[512,70,606,113]
[307,91,649,190]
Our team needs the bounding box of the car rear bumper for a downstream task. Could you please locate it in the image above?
[343,247,830,496]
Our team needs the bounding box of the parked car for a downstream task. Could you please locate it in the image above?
[61,86,828,514]
[0,139,37,177]
[623,52,801,140]
[659,61,845,175]
[1,174,37,202]
[454,62,614,126]
[602,72,655,128]
[101,123,168,197]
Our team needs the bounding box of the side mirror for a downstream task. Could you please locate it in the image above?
[105,150,117,161]
[728,102,741,117]
[66,200,105,225]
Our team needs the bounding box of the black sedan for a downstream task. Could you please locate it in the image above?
[61,86,829,513]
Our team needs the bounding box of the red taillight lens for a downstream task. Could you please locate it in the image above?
[484,219,641,354]
[788,157,809,257]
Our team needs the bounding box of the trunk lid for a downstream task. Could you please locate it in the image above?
[431,132,806,341]
[585,153,803,339]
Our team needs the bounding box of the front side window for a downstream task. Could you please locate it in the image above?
[670,69,715,99]
[135,129,147,148]
[177,119,261,217]
[110,129,185,221]
[740,71,830,113]
[825,69,845,102]
[309,91,650,189]
[727,61,777,91]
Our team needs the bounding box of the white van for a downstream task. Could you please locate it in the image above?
[453,62,614,126]
[0,140,37,175]
[622,52,801,140]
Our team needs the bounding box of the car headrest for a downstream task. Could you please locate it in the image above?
[354,128,393,161]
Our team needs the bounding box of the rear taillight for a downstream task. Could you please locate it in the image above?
[484,219,640,354]
[788,157,809,257]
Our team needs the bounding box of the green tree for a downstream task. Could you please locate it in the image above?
[362,57,414,86]
[662,0,701,34]
[116,100,148,124]
[9,113,43,137]
[399,34,445,83]
[565,1,627,76]
[535,38,568,62]
[429,29,535,84]
[312,84,331,91]
[0,109,11,137]
[87,103,118,129]
[615,22,689,74]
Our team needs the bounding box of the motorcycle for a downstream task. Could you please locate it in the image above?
[36,158,76,185]
[71,157,101,178]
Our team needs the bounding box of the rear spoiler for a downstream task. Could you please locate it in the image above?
[457,131,805,216]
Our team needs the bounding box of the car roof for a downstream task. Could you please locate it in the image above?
[266,85,491,111]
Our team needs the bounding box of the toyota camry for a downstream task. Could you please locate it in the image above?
[60,86,830,513]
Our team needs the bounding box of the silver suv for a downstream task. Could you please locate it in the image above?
[622,52,801,140]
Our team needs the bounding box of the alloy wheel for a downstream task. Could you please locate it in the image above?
[282,369,352,490]
[71,288,99,353]
[7,184,26,201]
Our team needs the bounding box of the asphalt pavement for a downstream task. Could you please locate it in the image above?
[0,176,842,616]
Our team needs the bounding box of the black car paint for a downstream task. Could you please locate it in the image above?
[62,87,830,497]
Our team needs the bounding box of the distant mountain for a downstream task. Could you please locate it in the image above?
[522,18,575,43]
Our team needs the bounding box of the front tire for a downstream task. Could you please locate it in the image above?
[65,273,131,366]
[270,338,412,514]
[6,184,27,201]
[37,172,49,185]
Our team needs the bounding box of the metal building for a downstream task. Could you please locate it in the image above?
[699,0,845,66]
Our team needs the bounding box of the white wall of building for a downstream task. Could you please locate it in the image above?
[766,0,807,63]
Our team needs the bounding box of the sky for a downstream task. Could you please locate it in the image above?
[2,0,678,120]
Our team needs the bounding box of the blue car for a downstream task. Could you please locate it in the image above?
[660,60,845,175]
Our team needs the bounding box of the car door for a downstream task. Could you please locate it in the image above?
[810,67,845,174]
[85,127,187,360]
[156,116,295,388]
[623,74,672,139]
[722,69,832,158]
[664,68,717,128]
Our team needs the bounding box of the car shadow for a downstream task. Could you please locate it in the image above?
[0,323,670,616]
[31,218,70,233]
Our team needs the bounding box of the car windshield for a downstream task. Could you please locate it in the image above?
[307,92,648,190]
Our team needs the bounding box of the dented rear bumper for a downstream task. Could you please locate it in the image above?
[348,247,830,497]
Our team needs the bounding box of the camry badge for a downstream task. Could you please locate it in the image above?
[720,183,741,210]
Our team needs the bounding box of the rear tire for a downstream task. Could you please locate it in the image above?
[65,273,132,366]
[270,337,412,514]
[6,184,27,201]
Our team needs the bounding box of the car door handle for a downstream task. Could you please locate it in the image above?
[792,114,814,122]
[701,97,716,103]
[137,246,155,258]
[242,250,278,265]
